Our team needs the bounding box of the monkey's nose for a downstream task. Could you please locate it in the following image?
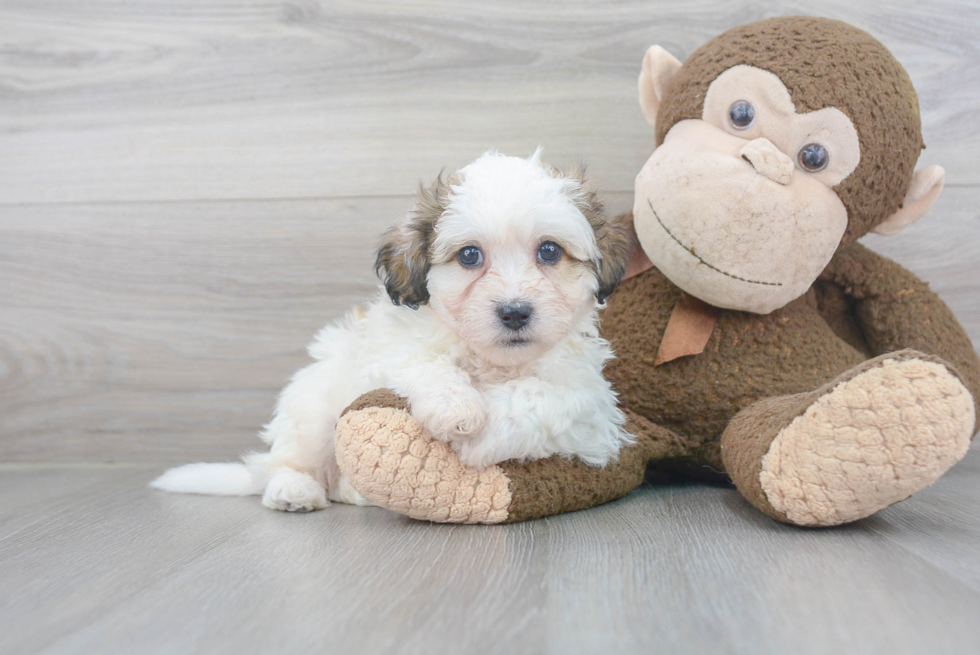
[497,302,532,331]
[740,137,794,185]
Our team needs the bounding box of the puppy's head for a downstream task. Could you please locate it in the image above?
[377,150,630,366]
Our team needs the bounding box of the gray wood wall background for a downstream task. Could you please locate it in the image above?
[2,0,978,463]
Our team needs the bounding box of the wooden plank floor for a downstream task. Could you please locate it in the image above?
[1,454,979,655]
[2,1,980,653]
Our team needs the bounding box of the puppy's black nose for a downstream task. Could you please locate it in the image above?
[497,302,532,331]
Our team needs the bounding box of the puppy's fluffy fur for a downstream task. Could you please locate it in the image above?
[153,150,633,511]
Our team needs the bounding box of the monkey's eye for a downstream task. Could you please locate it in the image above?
[729,100,755,130]
[537,241,563,264]
[798,143,830,172]
[457,246,483,268]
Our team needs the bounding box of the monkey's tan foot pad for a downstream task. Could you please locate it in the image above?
[760,353,976,527]
[335,394,512,524]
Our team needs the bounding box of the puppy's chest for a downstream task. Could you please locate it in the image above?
[468,365,547,389]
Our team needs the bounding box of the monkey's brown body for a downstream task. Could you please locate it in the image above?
[605,242,980,467]
[334,17,980,527]
[603,257,868,472]
[598,242,979,523]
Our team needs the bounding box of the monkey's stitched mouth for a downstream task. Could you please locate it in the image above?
[647,200,783,287]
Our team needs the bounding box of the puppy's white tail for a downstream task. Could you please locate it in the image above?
[150,462,264,496]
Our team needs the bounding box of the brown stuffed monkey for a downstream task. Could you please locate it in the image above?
[334,17,979,527]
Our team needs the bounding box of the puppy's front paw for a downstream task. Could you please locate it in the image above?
[262,468,329,512]
[412,385,486,441]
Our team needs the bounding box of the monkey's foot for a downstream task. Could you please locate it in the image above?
[759,352,975,526]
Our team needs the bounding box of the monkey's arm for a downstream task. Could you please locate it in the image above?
[335,390,692,523]
[821,242,980,408]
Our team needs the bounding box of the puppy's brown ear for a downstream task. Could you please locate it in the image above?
[375,176,448,309]
[569,166,632,303]
[591,211,632,303]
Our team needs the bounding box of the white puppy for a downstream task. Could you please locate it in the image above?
[152,150,633,512]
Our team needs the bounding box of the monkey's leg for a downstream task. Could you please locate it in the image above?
[722,350,975,527]
[334,390,692,524]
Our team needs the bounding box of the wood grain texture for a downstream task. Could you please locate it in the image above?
[1,0,979,204]
[0,196,399,461]
[1,456,979,655]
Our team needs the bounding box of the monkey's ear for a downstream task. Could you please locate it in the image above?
[638,45,682,129]
[872,165,946,236]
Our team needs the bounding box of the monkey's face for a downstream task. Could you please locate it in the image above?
[634,65,861,314]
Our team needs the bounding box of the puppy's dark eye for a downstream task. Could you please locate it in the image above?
[537,241,562,264]
[729,100,755,130]
[457,246,483,268]
[798,143,829,172]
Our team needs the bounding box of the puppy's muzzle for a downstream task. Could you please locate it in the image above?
[497,302,532,331]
